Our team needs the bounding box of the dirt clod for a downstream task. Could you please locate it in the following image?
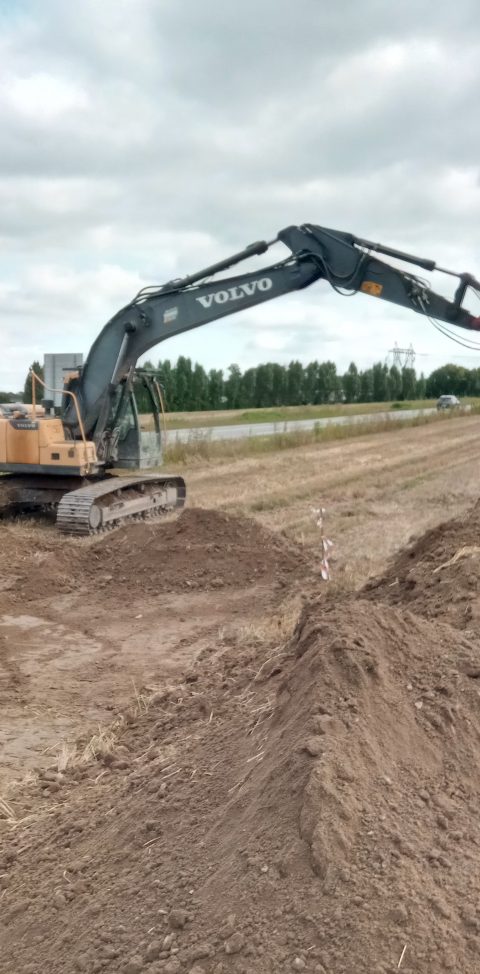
[164,962,183,974]
[303,736,324,756]
[123,957,143,974]
[169,909,188,930]
[145,941,161,961]
[224,932,245,955]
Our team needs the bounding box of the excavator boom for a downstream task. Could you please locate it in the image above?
[2,221,480,534]
[63,223,480,448]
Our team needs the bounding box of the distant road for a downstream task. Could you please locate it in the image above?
[169,406,458,443]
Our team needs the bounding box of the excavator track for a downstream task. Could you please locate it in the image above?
[56,473,186,535]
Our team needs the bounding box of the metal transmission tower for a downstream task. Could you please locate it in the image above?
[389,343,416,369]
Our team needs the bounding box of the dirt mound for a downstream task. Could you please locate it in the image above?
[2,589,480,973]
[364,501,480,632]
[82,507,309,594]
[0,509,310,607]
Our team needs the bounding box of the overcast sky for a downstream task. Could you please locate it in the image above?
[2,0,480,390]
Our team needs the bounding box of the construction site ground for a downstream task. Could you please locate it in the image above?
[1,413,480,973]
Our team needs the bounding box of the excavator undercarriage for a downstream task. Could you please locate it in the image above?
[0,471,186,535]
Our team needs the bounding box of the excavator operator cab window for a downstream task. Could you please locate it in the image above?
[117,391,136,441]
[114,374,163,470]
[134,374,161,437]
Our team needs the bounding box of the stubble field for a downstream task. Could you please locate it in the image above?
[1,413,480,973]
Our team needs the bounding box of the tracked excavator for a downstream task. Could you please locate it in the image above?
[2,222,480,535]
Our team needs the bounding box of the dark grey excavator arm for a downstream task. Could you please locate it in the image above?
[64,222,480,439]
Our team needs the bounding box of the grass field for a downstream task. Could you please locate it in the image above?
[163,404,475,465]
[161,397,480,429]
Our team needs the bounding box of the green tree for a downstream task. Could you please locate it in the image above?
[467,368,480,396]
[372,362,387,402]
[255,363,275,407]
[425,363,468,398]
[416,372,427,399]
[23,360,44,404]
[271,363,287,406]
[287,361,304,405]
[401,367,417,400]
[240,368,257,408]
[191,363,209,410]
[208,369,224,409]
[360,368,374,402]
[175,356,192,411]
[316,361,338,403]
[343,362,360,403]
[225,364,242,409]
[303,361,318,404]
[389,365,402,400]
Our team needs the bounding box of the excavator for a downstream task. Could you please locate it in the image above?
[1,221,480,535]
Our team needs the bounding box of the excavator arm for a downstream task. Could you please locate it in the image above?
[5,220,480,535]
[64,222,480,440]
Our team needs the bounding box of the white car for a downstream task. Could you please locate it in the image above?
[436,395,460,410]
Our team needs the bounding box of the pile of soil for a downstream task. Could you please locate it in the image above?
[0,509,310,605]
[83,508,309,594]
[2,580,480,970]
[364,500,480,632]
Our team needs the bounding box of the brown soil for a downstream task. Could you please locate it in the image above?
[0,507,308,602]
[363,499,480,634]
[83,507,308,594]
[3,419,480,973]
[0,509,310,786]
[2,509,480,972]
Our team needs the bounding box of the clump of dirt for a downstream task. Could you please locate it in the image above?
[363,500,480,632]
[2,586,480,973]
[82,507,310,594]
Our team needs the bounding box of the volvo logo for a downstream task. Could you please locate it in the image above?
[195,277,273,309]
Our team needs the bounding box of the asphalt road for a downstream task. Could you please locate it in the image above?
[169,406,450,443]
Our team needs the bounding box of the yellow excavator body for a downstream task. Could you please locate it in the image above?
[0,408,97,476]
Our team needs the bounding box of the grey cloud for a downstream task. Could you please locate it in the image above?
[2,0,480,387]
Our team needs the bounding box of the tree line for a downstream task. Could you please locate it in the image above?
[142,358,480,411]
[6,358,480,411]
[141,357,423,411]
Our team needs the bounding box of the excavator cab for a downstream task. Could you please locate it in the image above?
[110,371,164,470]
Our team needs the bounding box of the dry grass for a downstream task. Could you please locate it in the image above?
[0,796,16,822]
[81,722,125,763]
[56,742,78,772]
[163,409,463,466]
[222,592,303,651]
[172,414,480,512]
[0,512,95,551]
